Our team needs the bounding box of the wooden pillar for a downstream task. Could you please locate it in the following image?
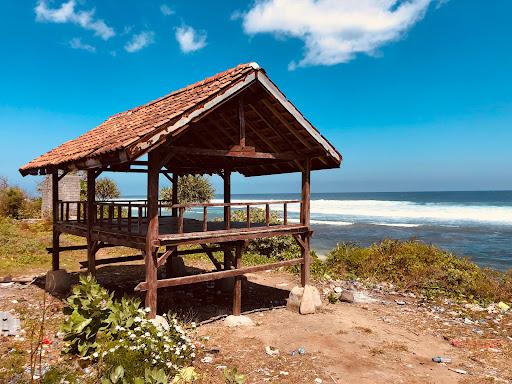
[86,169,96,275]
[223,170,231,229]
[233,243,242,316]
[51,172,60,271]
[300,159,311,286]
[223,170,232,270]
[171,173,178,217]
[145,151,160,318]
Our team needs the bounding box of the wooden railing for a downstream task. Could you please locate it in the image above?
[56,199,301,236]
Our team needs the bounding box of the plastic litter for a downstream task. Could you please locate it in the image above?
[432,357,451,363]
[290,346,305,356]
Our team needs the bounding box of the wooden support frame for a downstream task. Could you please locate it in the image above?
[200,244,223,271]
[233,243,242,315]
[86,169,97,275]
[145,151,160,318]
[300,158,311,286]
[134,257,303,291]
[51,172,60,271]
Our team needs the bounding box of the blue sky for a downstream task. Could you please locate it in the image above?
[1,0,511,196]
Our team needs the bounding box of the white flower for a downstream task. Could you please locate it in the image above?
[191,352,195,358]
[144,307,151,313]
[92,352,98,358]
[130,334,136,339]
[134,316,142,323]
[144,332,150,337]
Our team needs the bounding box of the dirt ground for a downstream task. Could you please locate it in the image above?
[1,260,511,383]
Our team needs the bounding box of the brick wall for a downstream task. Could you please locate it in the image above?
[41,175,81,218]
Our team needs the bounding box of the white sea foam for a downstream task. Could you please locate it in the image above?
[214,198,512,226]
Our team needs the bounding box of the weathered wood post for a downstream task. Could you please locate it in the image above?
[171,173,178,217]
[51,172,60,271]
[145,151,160,318]
[223,170,232,270]
[86,169,97,275]
[233,242,242,315]
[300,159,311,287]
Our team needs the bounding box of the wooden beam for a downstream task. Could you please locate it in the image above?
[200,244,223,271]
[163,145,304,161]
[172,173,178,217]
[223,170,231,230]
[239,96,246,148]
[300,158,311,286]
[157,246,176,269]
[145,151,160,318]
[46,243,116,253]
[51,172,60,271]
[233,244,242,315]
[135,258,304,291]
[79,254,144,268]
[86,169,96,275]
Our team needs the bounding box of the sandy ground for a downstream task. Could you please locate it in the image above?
[1,262,511,383]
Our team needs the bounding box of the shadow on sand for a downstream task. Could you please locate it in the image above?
[35,263,290,323]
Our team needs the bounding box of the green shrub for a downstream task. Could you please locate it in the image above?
[0,186,26,218]
[325,239,512,303]
[61,276,197,382]
[62,275,114,357]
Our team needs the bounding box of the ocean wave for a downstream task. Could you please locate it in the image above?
[215,198,512,226]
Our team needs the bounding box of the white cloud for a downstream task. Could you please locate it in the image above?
[124,31,155,53]
[160,4,174,16]
[175,25,207,53]
[241,0,433,68]
[35,0,115,40]
[69,37,96,52]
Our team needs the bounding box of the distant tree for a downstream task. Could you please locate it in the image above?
[95,178,121,201]
[0,186,26,219]
[160,175,214,206]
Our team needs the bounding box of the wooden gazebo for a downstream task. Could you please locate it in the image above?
[20,63,342,317]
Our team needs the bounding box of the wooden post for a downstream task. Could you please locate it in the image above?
[171,173,178,217]
[51,172,60,271]
[239,96,246,148]
[86,169,96,275]
[223,170,232,271]
[145,151,160,319]
[301,159,311,286]
[233,243,242,316]
[223,170,231,230]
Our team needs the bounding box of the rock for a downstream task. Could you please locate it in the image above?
[149,315,169,331]
[300,285,317,315]
[352,291,377,304]
[224,315,254,327]
[339,290,355,303]
[287,286,304,313]
[333,286,342,294]
[265,345,279,356]
[498,302,510,312]
[311,286,322,309]
[395,300,406,305]
[201,356,213,364]
[45,269,70,294]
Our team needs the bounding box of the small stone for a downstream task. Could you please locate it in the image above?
[265,345,279,356]
[395,300,406,305]
[224,315,254,327]
[201,356,213,364]
[315,378,323,383]
[339,291,355,303]
[333,287,342,294]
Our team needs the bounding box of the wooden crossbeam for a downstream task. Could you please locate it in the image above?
[200,244,223,271]
[157,246,176,268]
[164,145,302,161]
[134,258,303,291]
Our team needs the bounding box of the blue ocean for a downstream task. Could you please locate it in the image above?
[126,191,512,271]
[219,191,512,271]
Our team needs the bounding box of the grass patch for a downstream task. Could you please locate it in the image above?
[324,239,512,304]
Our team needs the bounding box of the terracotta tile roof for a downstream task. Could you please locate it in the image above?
[20,63,259,175]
